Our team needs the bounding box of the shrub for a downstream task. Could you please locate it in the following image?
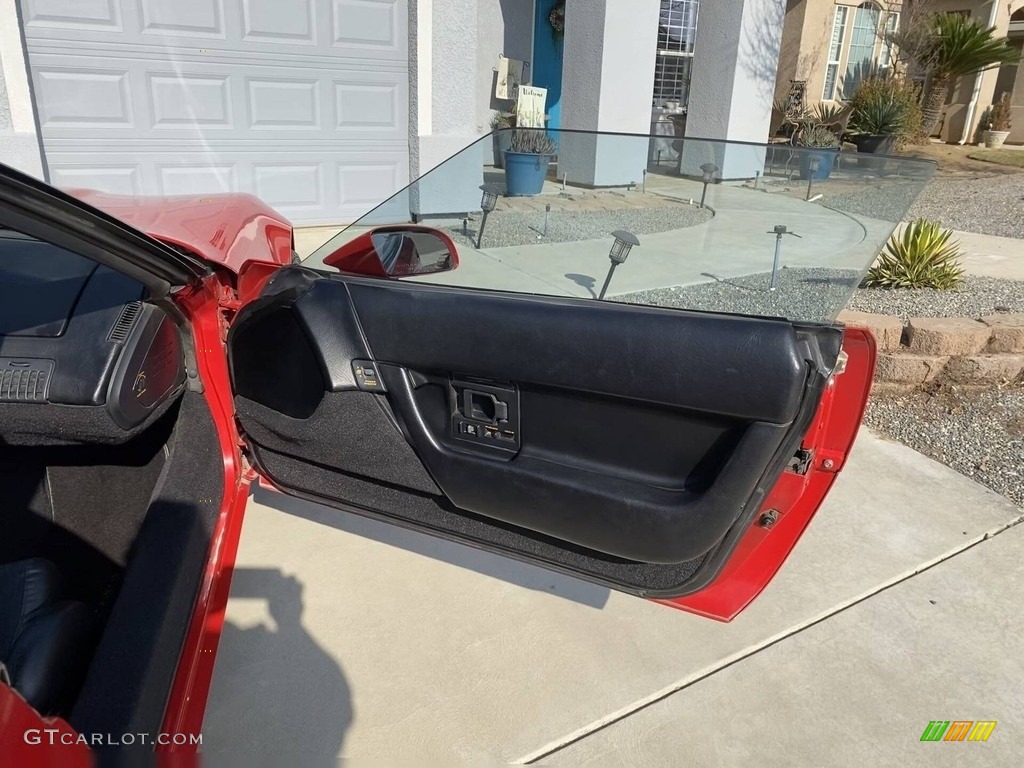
[849,94,907,137]
[864,219,965,289]
[989,93,1012,131]
[847,76,923,148]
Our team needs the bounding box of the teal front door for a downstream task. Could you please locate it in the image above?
[532,0,564,132]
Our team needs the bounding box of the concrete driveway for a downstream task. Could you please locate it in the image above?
[201,429,1023,762]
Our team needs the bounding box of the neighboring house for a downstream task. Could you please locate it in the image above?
[776,0,1024,144]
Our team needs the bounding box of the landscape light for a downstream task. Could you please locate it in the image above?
[699,163,717,208]
[767,224,801,291]
[598,230,640,300]
[477,184,500,248]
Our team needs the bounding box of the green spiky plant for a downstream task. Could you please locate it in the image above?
[864,219,965,289]
[918,14,1019,137]
[810,102,847,126]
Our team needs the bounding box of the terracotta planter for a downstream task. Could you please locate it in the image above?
[983,130,1011,149]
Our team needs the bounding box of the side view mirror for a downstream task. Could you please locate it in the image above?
[320,225,459,278]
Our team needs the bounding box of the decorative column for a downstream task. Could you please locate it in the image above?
[557,0,661,187]
[682,0,787,179]
[404,0,484,221]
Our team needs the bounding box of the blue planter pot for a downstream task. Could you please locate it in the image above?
[798,149,838,180]
[504,151,552,196]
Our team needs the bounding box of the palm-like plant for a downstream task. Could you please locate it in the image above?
[919,14,1020,136]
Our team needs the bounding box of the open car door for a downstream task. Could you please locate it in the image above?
[228,131,934,620]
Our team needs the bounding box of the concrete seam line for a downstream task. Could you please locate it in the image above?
[513,513,1024,765]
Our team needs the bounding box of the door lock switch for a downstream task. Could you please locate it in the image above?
[352,360,387,393]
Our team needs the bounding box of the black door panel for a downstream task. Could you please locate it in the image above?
[229,268,841,594]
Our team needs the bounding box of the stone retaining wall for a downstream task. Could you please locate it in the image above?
[837,311,1024,391]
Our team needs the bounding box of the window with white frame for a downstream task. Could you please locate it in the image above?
[823,3,901,101]
[653,0,699,106]
[878,12,901,73]
[823,6,849,100]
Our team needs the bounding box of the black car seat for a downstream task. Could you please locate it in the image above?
[0,559,96,715]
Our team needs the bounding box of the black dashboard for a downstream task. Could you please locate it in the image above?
[0,231,185,443]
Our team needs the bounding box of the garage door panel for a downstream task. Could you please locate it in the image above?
[34,68,134,128]
[137,0,226,39]
[247,78,321,129]
[23,1,407,62]
[241,0,318,45]
[22,0,124,31]
[22,0,409,225]
[149,74,232,128]
[43,146,409,225]
[30,54,407,141]
[48,165,141,195]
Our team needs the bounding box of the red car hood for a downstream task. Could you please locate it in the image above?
[66,190,294,273]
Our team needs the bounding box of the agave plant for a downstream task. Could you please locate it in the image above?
[849,95,908,136]
[510,129,557,155]
[918,14,1019,136]
[864,219,965,289]
[796,123,841,149]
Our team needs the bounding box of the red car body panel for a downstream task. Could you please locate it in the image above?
[0,687,90,767]
[662,327,876,620]
[65,189,294,272]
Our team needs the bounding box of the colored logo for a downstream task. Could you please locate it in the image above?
[920,721,997,742]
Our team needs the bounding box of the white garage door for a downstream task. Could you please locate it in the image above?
[21,0,409,225]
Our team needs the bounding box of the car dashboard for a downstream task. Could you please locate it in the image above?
[0,231,185,444]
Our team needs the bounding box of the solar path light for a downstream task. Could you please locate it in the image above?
[598,230,640,300]
[477,184,500,249]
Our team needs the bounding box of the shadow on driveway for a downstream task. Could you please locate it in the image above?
[204,567,353,754]
[257,488,610,610]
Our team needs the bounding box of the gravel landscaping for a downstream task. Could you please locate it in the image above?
[865,383,1024,509]
[908,174,1024,239]
[614,267,860,323]
[446,203,712,250]
[848,276,1024,321]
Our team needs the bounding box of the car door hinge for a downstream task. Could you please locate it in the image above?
[832,348,849,377]
[787,449,814,475]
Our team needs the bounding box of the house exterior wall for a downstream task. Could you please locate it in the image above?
[775,0,835,105]
[1005,37,1024,142]
[475,0,534,132]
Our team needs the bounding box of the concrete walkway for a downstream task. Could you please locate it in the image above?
[952,230,1024,281]
[202,430,1023,761]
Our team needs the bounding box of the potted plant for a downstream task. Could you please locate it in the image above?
[849,95,907,156]
[796,124,841,180]
[504,129,557,196]
[490,110,515,168]
[983,93,1012,148]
